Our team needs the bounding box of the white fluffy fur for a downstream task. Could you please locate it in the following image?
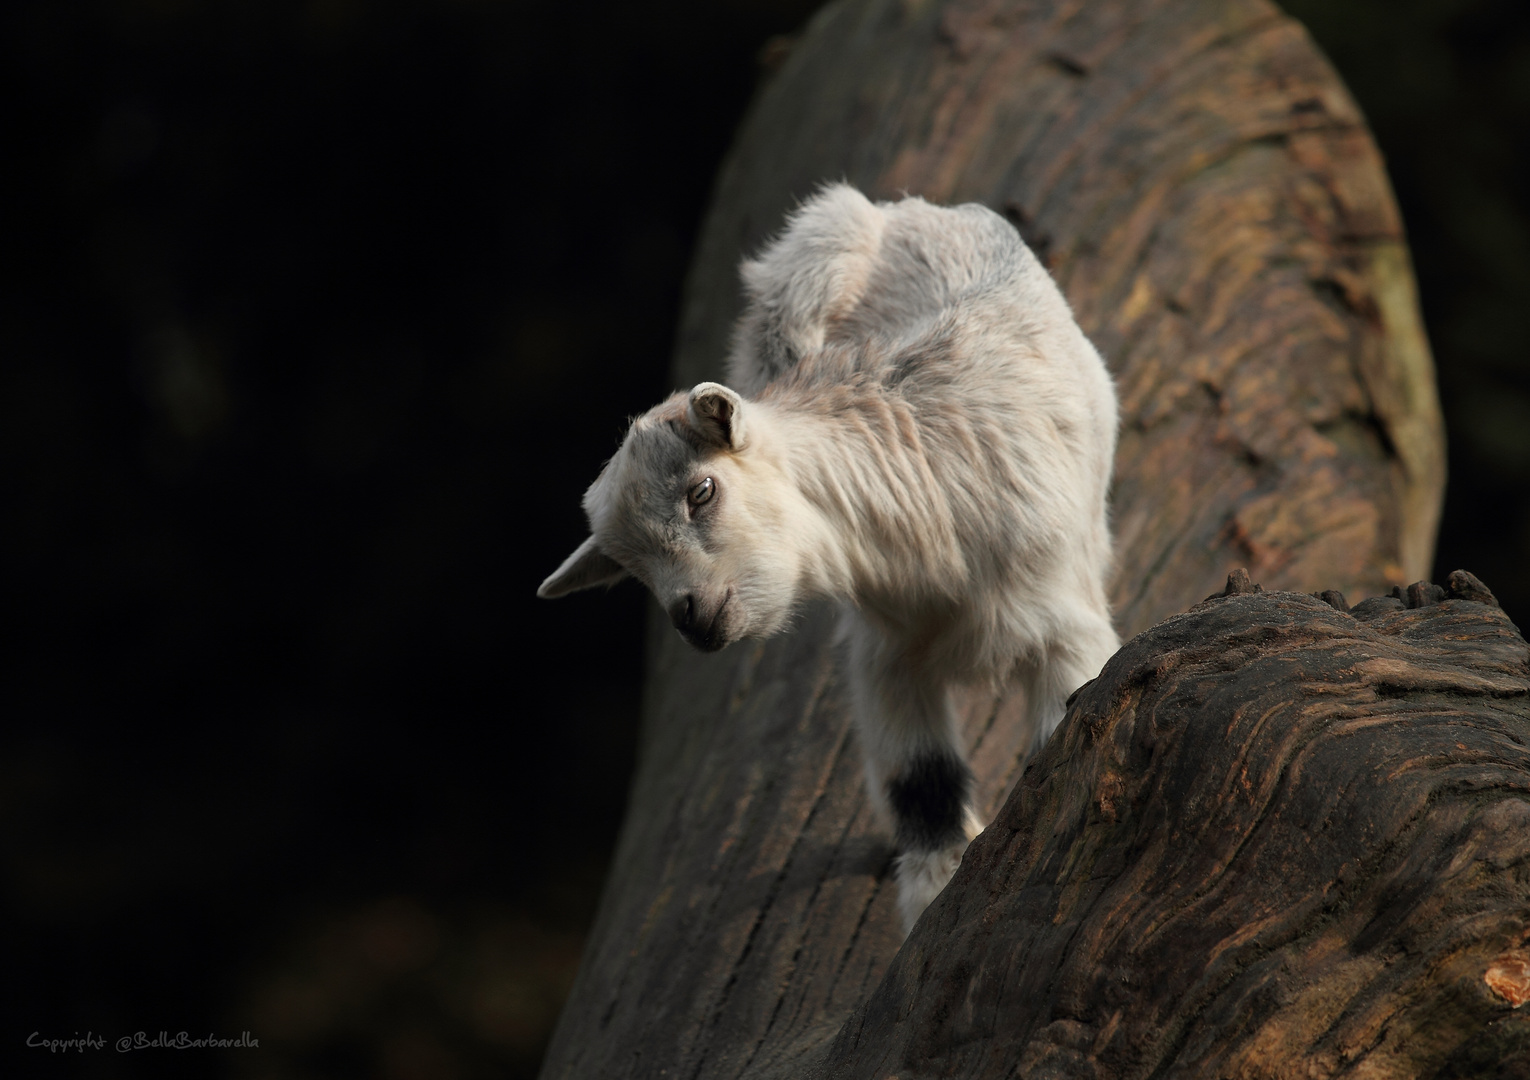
[541,185,1120,931]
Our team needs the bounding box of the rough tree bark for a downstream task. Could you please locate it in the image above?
[539,0,1472,1077]
[821,571,1530,1078]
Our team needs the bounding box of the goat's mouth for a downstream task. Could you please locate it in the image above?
[679,590,734,653]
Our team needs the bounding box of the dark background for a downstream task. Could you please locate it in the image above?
[2,1,1526,1078]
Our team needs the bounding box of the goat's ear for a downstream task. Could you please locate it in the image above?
[687,382,747,451]
[538,535,628,598]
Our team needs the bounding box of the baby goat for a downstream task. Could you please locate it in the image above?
[539,184,1119,930]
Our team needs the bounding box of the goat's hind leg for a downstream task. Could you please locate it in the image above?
[844,619,981,932]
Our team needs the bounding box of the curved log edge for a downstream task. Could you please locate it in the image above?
[824,571,1530,1079]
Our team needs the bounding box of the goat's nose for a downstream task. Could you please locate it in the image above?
[668,594,696,632]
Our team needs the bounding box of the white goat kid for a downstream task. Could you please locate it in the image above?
[539,185,1120,931]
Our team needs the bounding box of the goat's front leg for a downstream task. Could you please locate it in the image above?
[1020,607,1121,752]
[843,616,982,932]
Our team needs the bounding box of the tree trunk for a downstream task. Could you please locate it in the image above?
[540,0,1465,1077]
[821,572,1530,1078]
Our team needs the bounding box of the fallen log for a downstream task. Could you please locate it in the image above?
[538,0,1461,1076]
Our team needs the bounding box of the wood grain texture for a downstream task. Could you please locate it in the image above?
[824,578,1530,1078]
[539,1,1452,1077]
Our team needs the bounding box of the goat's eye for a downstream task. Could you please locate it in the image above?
[688,476,715,507]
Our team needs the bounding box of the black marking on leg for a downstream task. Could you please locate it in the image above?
[886,752,973,853]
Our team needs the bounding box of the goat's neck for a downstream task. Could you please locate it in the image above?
[752,390,963,604]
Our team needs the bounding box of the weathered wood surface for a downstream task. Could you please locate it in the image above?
[822,571,1530,1078]
[539,0,1452,1077]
